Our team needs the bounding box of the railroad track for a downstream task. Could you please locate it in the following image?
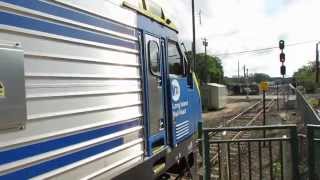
[197,88,292,179]
[208,98,276,176]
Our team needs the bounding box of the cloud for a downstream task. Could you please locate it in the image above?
[161,0,320,77]
[264,0,289,16]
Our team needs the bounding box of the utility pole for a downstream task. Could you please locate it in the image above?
[243,65,246,80]
[246,68,249,99]
[191,0,196,73]
[203,38,209,82]
[203,38,208,56]
[198,10,202,25]
[276,82,279,111]
[316,42,319,83]
[238,60,240,82]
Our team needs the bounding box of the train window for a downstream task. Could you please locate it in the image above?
[148,41,160,76]
[168,41,184,76]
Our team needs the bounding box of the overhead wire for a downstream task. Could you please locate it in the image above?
[214,40,317,57]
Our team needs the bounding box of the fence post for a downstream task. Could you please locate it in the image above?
[307,126,315,180]
[202,130,211,180]
[277,83,279,111]
[290,127,300,180]
[260,81,268,146]
[287,84,289,108]
[198,121,203,157]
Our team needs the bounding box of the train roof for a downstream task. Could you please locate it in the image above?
[123,0,178,32]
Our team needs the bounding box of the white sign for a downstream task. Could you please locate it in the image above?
[171,79,181,102]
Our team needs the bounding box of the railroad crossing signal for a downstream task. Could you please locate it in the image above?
[259,81,269,91]
[281,65,286,76]
[279,40,285,50]
[279,40,286,76]
[280,52,285,63]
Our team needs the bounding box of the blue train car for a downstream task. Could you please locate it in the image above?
[0,0,202,179]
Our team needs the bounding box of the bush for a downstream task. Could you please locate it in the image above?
[303,80,319,93]
[293,61,319,93]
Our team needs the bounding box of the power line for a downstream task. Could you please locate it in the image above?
[214,40,317,57]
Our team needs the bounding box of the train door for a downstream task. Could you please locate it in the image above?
[167,40,194,146]
[145,34,167,155]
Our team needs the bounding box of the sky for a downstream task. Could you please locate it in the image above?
[158,0,320,77]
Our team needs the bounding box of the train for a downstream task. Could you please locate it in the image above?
[227,83,260,95]
[0,0,203,179]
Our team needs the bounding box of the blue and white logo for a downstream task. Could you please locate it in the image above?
[171,79,180,102]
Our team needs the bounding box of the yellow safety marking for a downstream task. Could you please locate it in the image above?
[152,145,165,154]
[122,1,178,32]
[0,82,5,97]
[259,81,269,91]
[153,163,166,175]
[193,72,201,96]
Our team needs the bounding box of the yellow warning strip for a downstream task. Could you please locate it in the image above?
[122,1,178,32]
[193,72,201,96]
[153,163,166,175]
[0,82,5,97]
[152,145,165,154]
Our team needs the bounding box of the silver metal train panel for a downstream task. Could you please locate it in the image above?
[53,0,138,29]
[0,0,143,179]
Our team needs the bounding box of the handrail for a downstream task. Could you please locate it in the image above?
[294,85,320,124]
[203,124,297,132]
[307,124,320,128]
[202,124,300,180]
[296,89,317,115]
[209,137,290,143]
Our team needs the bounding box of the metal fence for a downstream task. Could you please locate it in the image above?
[295,86,320,125]
[307,125,320,180]
[291,85,320,180]
[202,125,300,180]
[200,84,320,180]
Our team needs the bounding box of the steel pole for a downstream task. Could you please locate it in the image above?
[277,83,279,111]
[205,43,208,82]
[204,40,207,57]
[263,91,266,138]
[192,0,196,73]
[203,38,208,82]
[262,90,267,147]
[238,60,240,82]
[316,43,319,83]
[282,75,285,107]
[290,127,300,180]
[246,68,249,99]
[202,131,210,180]
[307,126,315,180]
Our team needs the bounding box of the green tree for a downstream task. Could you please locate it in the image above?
[252,73,271,83]
[293,61,318,93]
[192,53,224,83]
